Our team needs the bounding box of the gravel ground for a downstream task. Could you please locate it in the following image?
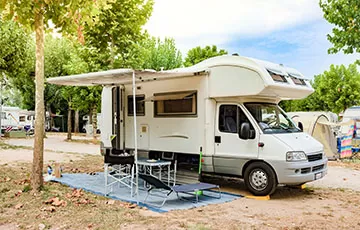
[1,135,360,229]
[309,166,360,191]
[3,133,99,155]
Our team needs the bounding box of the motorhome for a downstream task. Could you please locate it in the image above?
[0,106,21,132]
[18,110,35,133]
[82,113,101,134]
[48,55,328,196]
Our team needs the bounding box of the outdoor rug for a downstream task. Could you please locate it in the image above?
[51,173,242,213]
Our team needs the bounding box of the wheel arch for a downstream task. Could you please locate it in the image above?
[242,159,278,183]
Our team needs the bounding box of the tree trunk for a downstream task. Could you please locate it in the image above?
[92,105,97,140]
[74,110,79,133]
[32,11,45,191]
[67,107,72,140]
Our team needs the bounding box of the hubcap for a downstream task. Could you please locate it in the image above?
[249,169,268,191]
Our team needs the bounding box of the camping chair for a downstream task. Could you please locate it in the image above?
[139,173,221,208]
[104,149,136,197]
[153,152,177,186]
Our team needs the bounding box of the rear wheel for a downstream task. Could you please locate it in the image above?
[244,162,277,196]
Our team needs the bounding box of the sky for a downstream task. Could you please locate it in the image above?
[144,0,360,78]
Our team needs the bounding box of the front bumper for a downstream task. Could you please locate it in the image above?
[269,157,328,185]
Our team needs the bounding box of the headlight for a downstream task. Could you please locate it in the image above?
[286,151,307,162]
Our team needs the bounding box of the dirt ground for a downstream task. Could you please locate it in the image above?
[1,135,360,230]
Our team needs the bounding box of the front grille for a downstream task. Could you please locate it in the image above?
[312,164,324,172]
[307,153,322,162]
[301,167,311,174]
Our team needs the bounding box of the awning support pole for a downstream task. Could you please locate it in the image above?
[132,71,139,204]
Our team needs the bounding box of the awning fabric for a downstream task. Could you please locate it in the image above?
[46,69,198,86]
[143,91,196,102]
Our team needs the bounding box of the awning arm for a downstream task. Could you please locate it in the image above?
[132,70,139,205]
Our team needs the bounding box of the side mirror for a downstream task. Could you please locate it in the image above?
[298,122,303,132]
[239,122,250,140]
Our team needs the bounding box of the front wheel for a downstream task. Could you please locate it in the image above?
[244,162,277,196]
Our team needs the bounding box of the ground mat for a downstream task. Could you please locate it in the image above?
[52,173,242,213]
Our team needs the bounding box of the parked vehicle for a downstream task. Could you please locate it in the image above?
[18,110,35,133]
[48,55,328,196]
[82,113,101,134]
[0,106,21,132]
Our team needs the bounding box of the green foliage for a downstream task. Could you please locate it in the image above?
[184,45,228,67]
[0,0,110,32]
[280,63,360,114]
[0,20,31,76]
[320,0,360,54]
[0,20,34,108]
[315,63,360,113]
[136,35,182,71]
[84,0,154,69]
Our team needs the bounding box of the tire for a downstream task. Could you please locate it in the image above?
[244,162,277,196]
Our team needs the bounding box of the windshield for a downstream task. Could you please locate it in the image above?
[244,103,301,134]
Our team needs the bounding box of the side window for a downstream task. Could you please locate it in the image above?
[219,105,255,139]
[128,95,145,116]
[154,91,197,117]
[219,105,237,133]
[19,116,26,122]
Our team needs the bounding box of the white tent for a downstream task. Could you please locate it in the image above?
[288,111,339,159]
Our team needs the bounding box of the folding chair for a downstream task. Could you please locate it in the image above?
[139,174,221,208]
[104,150,136,197]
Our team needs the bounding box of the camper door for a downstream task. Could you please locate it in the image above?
[101,86,125,150]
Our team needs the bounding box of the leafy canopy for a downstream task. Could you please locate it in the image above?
[84,0,154,69]
[320,0,360,54]
[184,45,228,67]
[280,63,360,114]
[136,35,182,71]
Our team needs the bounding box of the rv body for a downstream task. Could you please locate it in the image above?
[82,113,101,134]
[0,106,21,131]
[48,55,328,195]
[18,110,35,132]
[99,56,327,195]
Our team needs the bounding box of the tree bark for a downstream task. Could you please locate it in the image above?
[74,110,79,133]
[32,11,45,191]
[67,107,72,140]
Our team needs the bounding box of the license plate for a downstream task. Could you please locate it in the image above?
[315,172,322,180]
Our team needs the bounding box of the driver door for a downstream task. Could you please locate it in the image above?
[214,104,259,176]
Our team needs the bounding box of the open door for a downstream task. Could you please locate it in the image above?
[111,86,125,150]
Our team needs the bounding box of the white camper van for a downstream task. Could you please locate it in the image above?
[0,106,21,131]
[82,113,101,134]
[48,55,327,196]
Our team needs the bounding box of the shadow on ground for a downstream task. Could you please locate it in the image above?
[202,176,313,199]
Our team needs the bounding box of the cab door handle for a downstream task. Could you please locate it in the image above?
[215,136,221,143]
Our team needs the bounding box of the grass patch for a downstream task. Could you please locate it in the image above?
[0,141,32,150]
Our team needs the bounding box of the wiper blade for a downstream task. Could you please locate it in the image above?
[263,126,292,132]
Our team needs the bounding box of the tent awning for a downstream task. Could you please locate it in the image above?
[143,91,196,102]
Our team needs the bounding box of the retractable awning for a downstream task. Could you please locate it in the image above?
[46,69,202,86]
[143,91,196,102]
